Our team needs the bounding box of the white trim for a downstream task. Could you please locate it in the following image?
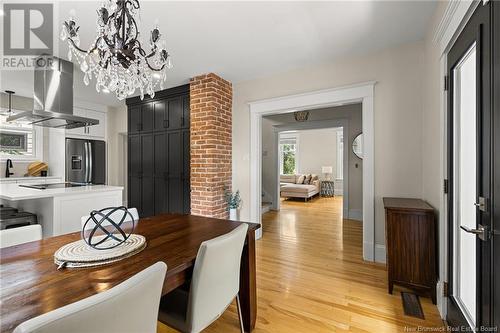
[249,82,376,261]
[375,244,386,264]
[433,1,479,55]
[336,131,344,180]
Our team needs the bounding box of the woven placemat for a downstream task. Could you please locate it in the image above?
[54,234,146,269]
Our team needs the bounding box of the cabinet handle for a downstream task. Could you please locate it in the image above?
[136,123,141,132]
[164,120,169,128]
[181,116,184,126]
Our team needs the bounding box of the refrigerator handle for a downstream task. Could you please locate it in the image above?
[88,142,93,184]
[84,141,89,183]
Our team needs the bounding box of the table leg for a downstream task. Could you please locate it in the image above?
[239,229,257,332]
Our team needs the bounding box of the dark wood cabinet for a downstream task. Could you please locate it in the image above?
[383,197,437,304]
[127,84,190,218]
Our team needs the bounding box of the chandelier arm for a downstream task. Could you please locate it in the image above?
[67,38,90,54]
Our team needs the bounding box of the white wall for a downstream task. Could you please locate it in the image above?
[106,104,128,203]
[233,40,425,246]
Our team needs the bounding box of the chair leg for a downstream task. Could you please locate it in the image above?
[236,294,245,333]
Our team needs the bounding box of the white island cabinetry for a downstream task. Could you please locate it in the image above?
[0,184,123,237]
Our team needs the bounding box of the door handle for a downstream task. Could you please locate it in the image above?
[460,224,489,241]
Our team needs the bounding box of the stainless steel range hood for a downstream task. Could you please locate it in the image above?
[7,56,98,129]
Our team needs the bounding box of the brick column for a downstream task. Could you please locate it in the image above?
[190,73,232,219]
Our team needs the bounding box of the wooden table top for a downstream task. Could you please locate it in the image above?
[383,197,434,212]
[0,214,260,333]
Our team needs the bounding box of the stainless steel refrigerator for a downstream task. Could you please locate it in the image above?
[66,138,106,184]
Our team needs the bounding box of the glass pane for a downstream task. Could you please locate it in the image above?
[452,43,476,327]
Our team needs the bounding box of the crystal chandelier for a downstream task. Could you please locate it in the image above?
[60,0,172,100]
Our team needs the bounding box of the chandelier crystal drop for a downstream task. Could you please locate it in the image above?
[60,0,172,100]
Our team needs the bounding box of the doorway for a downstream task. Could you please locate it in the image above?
[446,1,497,329]
[249,82,376,261]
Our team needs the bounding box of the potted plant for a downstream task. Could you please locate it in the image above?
[226,190,242,220]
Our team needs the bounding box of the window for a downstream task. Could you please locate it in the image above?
[279,134,298,175]
[336,131,343,179]
[0,111,42,160]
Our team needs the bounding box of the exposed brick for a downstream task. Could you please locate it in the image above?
[190,73,232,219]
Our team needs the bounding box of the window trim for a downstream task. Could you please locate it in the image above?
[279,133,299,175]
[0,122,43,162]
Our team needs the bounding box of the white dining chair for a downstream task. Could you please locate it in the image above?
[0,225,42,248]
[13,261,167,333]
[81,207,139,230]
[158,223,249,333]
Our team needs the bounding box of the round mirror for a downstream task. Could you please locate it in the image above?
[352,133,363,159]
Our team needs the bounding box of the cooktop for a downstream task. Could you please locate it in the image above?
[19,183,88,190]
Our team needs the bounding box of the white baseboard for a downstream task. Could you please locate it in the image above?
[363,242,374,261]
[374,244,386,264]
[348,209,362,221]
[436,280,447,319]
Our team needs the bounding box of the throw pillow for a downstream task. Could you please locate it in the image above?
[297,175,306,184]
[304,174,312,184]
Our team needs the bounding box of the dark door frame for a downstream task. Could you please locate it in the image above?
[446,1,493,330]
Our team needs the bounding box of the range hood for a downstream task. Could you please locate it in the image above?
[7,56,98,129]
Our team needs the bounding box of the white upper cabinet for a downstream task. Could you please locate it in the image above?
[66,107,106,140]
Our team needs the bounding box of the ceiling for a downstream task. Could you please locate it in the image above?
[0,1,437,107]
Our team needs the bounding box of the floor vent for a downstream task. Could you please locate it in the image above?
[401,292,425,319]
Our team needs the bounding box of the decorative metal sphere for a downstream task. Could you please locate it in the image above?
[82,206,136,250]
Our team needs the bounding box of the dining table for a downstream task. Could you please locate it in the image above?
[0,214,260,333]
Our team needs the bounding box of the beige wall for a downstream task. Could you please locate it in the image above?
[422,1,449,314]
[106,105,128,202]
[233,40,425,246]
[297,128,340,177]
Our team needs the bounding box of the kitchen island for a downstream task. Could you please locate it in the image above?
[0,184,123,237]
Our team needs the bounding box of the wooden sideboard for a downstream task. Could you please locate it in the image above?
[383,197,437,304]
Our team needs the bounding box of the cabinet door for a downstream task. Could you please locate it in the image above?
[182,130,190,214]
[182,95,190,129]
[128,176,142,212]
[154,132,168,215]
[167,131,183,213]
[141,134,154,217]
[167,97,182,130]
[66,108,87,136]
[128,135,141,176]
[153,100,167,131]
[86,110,106,138]
[128,105,141,133]
[141,103,154,132]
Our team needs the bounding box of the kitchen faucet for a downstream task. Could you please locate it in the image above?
[5,159,14,178]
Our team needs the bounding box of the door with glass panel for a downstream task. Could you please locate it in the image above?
[446,2,493,330]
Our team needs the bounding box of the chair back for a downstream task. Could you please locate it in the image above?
[0,225,42,248]
[13,261,167,333]
[81,207,139,230]
[187,224,248,332]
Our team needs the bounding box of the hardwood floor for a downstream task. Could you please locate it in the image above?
[158,196,444,332]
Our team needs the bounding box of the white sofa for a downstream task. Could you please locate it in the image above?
[280,174,320,201]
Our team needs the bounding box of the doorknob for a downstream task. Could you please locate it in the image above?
[460,224,489,241]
